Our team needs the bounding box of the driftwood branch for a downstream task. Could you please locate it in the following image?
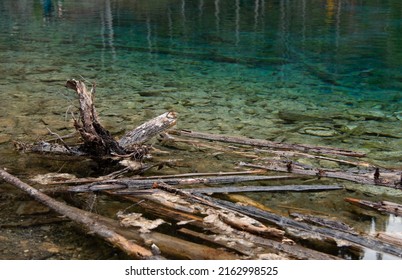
[169,129,366,157]
[14,141,86,156]
[345,197,402,217]
[0,168,156,260]
[48,174,299,194]
[240,162,402,189]
[289,212,356,234]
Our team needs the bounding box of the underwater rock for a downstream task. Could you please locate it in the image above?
[137,87,177,97]
[347,109,388,121]
[40,242,60,254]
[301,126,338,137]
[394,111,402,121]
[0,235,8,242]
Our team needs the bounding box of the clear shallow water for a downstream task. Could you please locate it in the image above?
[0,0,401,259]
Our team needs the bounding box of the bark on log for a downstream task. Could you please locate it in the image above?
[178,228,340,260]
[119,112,177,148]
[375,232,402,247]
[194,193,402,258]
[14,141,86,156]
[0,168,156,260]
[218,212,285,241]
[66,79,125,156]
[170,129,366,157]
[290,212,356,234]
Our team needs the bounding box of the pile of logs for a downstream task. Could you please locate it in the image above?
[1,80,402,260]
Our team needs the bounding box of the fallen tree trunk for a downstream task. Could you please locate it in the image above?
[256,149,373,168]
[33,170,266,186]
[240,162,402,189]
[345,197,402,217]
[115,184,340,260]
[194,193,402,258]
[170,129,366,157]
[290,212,356,234]
[47,174,298,193]
[14,141,85,157]
[0,168,156,260]
[375,232,402,247]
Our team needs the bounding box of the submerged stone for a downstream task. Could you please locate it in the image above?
[301,127,338,137]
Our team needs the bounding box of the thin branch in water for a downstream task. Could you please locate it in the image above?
[46,127,73,153]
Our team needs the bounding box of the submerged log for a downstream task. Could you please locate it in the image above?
[194,193,402,258]
[14,141,85,157]
[47,174,297,193]
[240,162,402,189]
[0,168,156,260]
[170,129,366,157]
[290,212,356,234]
[345,197,402,217]
[186,184,343,194]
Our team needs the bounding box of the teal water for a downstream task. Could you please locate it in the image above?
[1,0,401,166]
[0,0,402,259]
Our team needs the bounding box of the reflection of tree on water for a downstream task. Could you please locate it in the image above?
[41,0,53,19]
[100,0,116,65]
[41,0,63,21]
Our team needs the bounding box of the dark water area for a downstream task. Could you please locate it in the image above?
[0,0,401,260]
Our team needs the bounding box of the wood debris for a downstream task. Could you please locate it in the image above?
[2,79,402,260]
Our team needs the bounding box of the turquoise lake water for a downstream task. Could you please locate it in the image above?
[1,0,401,166]
[0,0,402,259]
